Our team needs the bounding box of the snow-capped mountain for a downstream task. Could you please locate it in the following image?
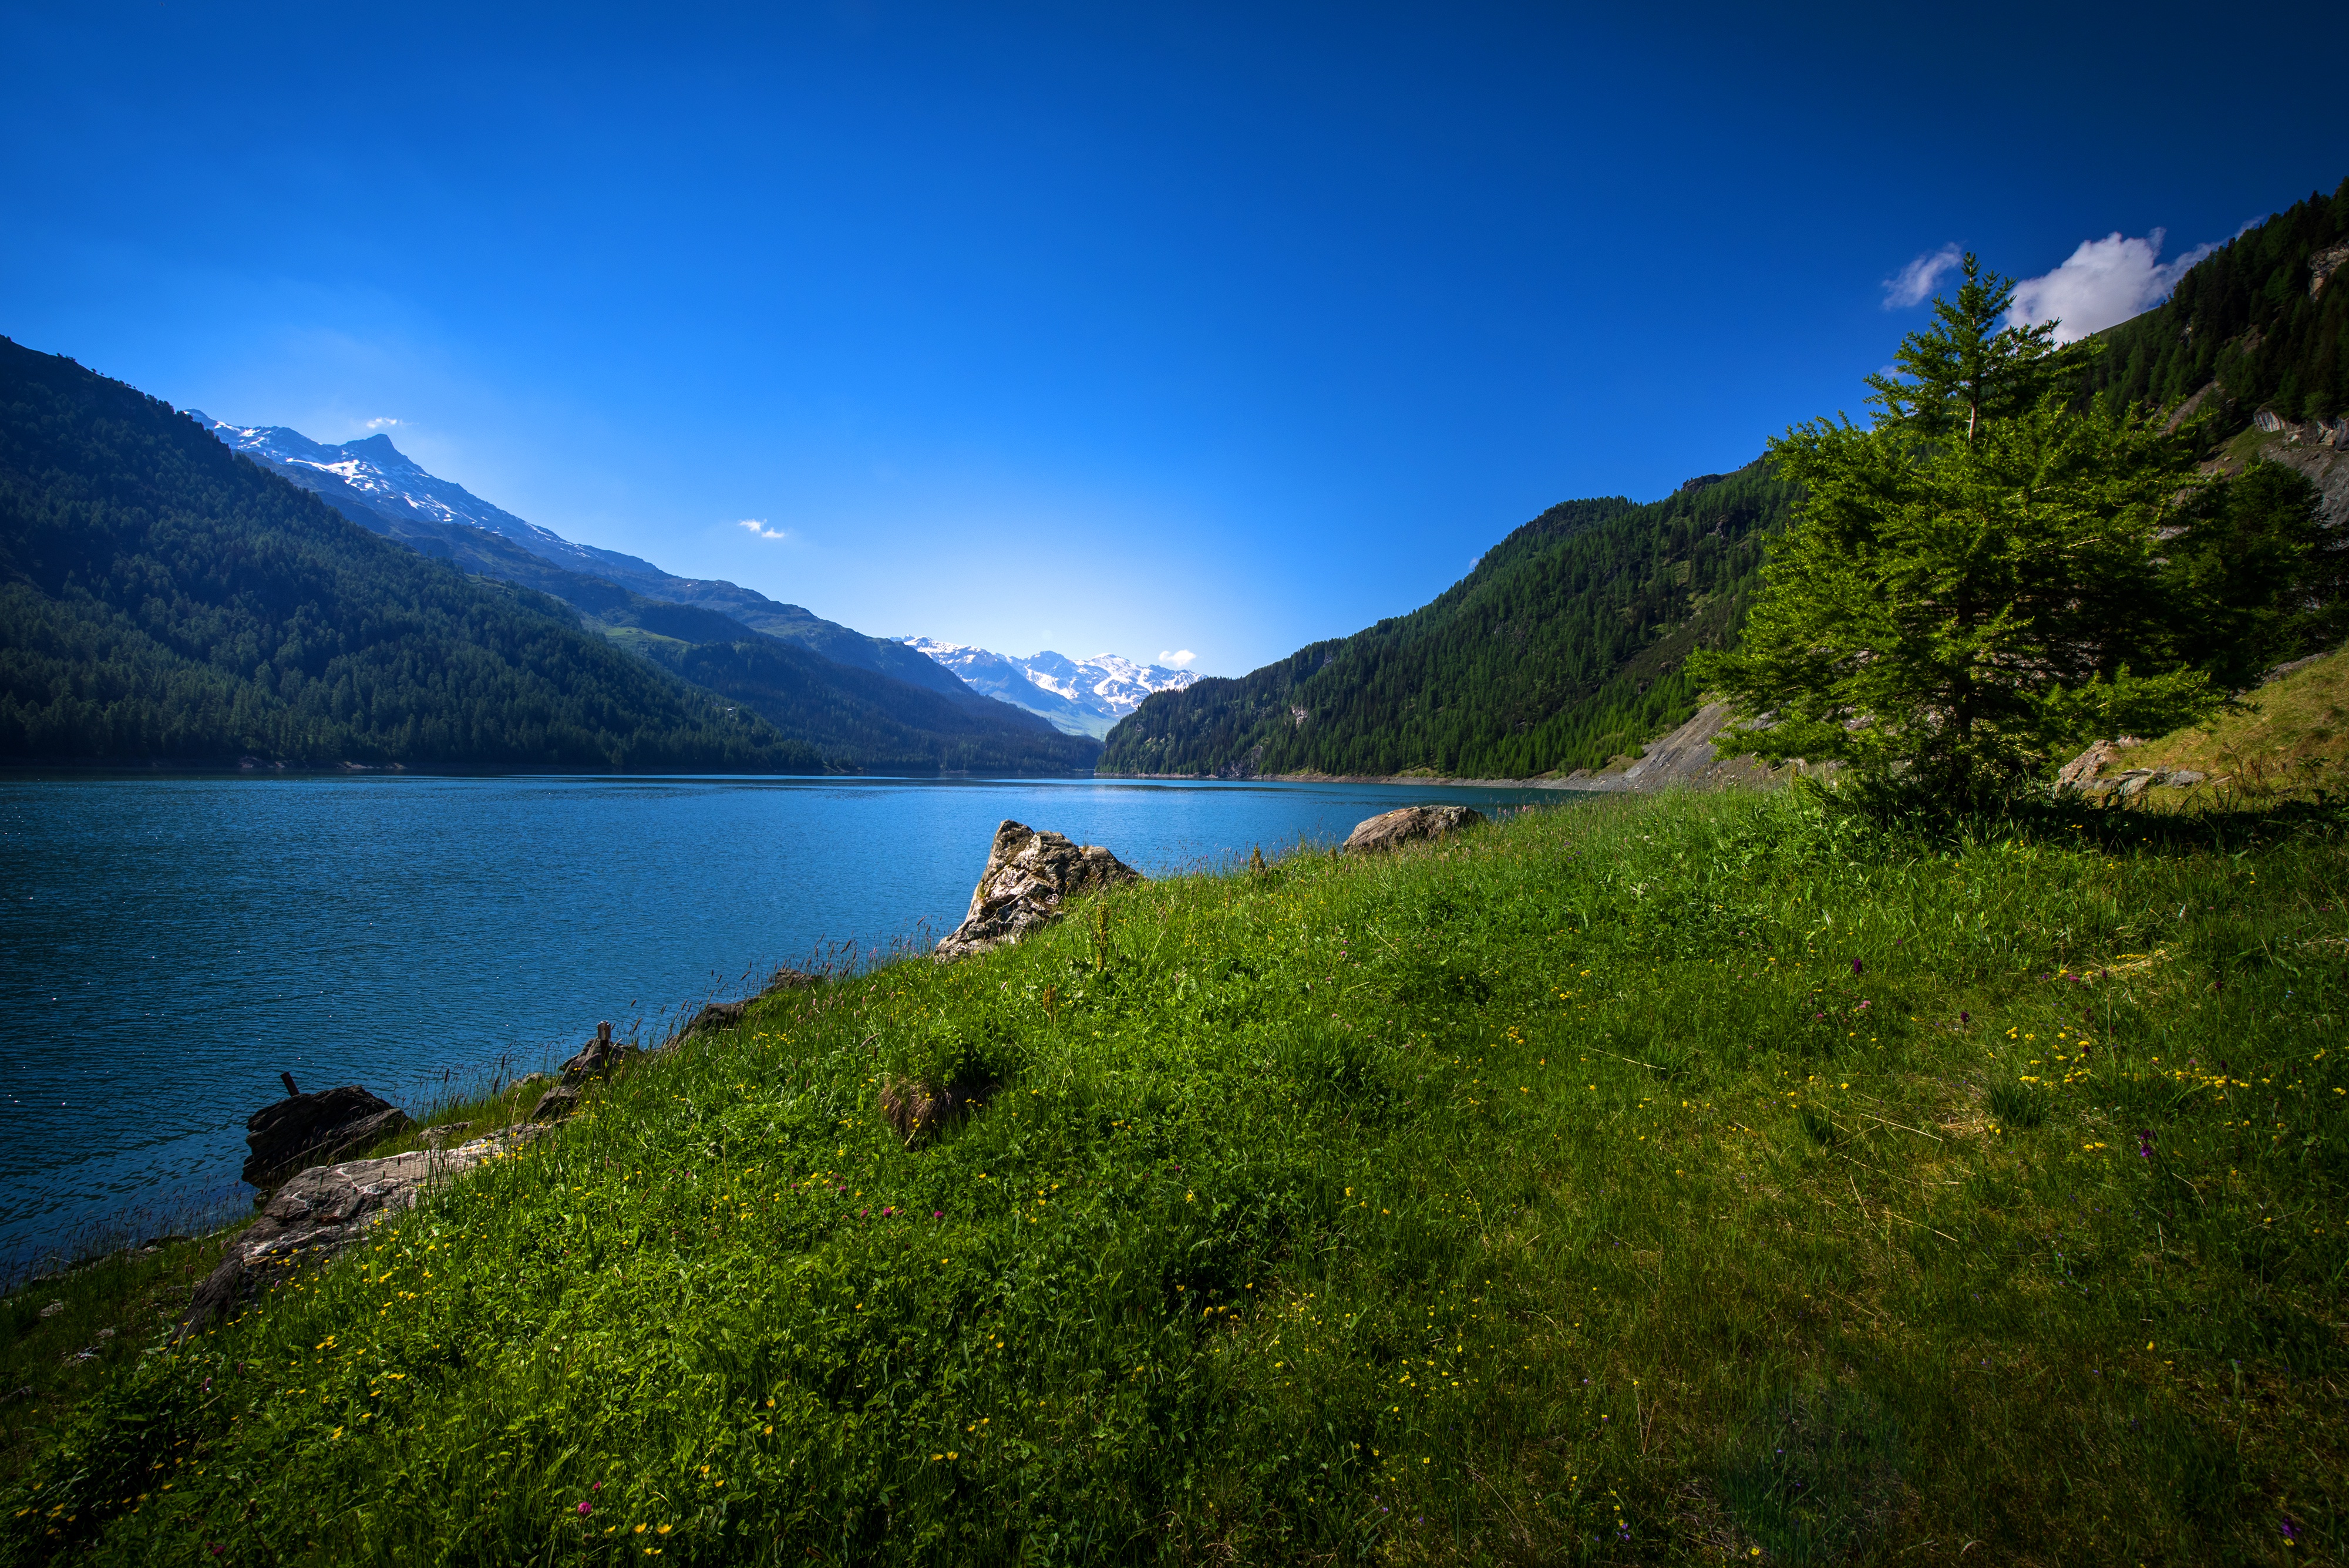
[194,417,651,581]
[900,640,1199,738]
[191,416,975,699]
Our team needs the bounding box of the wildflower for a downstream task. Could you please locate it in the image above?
[2137,1129,2155,1159]
[578,1502,593,1517]
[1850,958,1863,975]
[1960,1011,1970,1024]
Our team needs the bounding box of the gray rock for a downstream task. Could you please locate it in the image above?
[530,1084,582,1122]
[416,1122,473,1149]
[2054,737,2145,792]
[1343,805,1486,854]
[241,1086,410,1192]
[180,1125,543,1335]
[935,820,1142,960]
[37,1301,62,1319]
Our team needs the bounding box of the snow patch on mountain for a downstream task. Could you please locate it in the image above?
[900,640,1199,738]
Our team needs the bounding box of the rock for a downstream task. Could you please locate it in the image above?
[1343,805,1486,854]
[935,820,1142,960]
[680,966,812,1039]
[38,1301,62,1319]
[530,1085,583,1122]
[180,1126,544,1336]
[241,1086,411,1192]
[684,1000,748,1037]
[2054,737,2144,792]
[416,1122,473,1149]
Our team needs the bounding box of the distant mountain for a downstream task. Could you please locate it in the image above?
[196,418,972,699]
[900,639,1199,738]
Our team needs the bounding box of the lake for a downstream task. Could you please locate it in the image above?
[0,772,1566,1272]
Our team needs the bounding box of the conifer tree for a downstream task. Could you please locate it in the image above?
[1695,261,2219,802]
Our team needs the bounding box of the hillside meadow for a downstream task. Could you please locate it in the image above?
[6,786,2345,1564]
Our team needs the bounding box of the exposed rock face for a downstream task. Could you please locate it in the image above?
[2054,738,2143,790]
[183,1126,542,1335]
[1343,805,1486,854]
[241,1087,410,1192]
[532,1021,640,1122]
[1554,701,1798,793]
[935,820,1141,960]
[2052,739,2205,796]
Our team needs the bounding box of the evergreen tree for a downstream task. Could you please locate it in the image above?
[1697,264,2219,802]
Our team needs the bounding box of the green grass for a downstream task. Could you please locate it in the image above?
[7,788,2346,1564]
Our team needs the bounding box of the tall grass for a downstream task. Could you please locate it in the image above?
[7,787,2344,1564]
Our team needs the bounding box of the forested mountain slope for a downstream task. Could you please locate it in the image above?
[0,339,819,770]
[2085,177,2349,428]
[204,419,974,698]
[0,339,1098,773]
[1100,466,1793,778]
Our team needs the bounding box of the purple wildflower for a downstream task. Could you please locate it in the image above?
[2137,1130,2155,1159]
[1959,1011,1970,1024]
[2281,1515,2301,1542]
[577,1501,593,1517]
[1851,958,1863,975]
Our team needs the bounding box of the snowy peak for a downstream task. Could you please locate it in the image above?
[193,413,615,573]
[899,639,1198,737]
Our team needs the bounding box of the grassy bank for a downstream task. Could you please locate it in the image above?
[6,788,2345,1564]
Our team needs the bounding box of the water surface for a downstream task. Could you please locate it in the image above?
[0,773,1563,1270]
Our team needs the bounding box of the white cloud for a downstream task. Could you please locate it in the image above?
[1157,649,1196,668]
[2006,228,2216,345]
[1883,244,1964,309]
[736,518,788,540]
[364,416,401,429]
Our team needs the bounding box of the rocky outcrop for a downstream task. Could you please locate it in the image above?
[182,1126,542,1335]
[1342,804,1486,854]
[935,820,1140,960]
[531,1021,640,1122]
[678,966,814,1040]
[241,1086,410,1192]
[2052,738,2206,797]
[2054,737,2142,790]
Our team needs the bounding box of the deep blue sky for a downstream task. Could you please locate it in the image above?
[5,4,2341,676]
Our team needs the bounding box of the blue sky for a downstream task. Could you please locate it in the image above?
[4,3,2341,677]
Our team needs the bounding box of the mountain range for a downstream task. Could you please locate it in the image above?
[896,639,1197,737]
[0,339,1098,773]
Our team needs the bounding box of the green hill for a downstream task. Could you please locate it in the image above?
[2085,177,2349,426]
[0,338,1099,774]
[8,790,2343,1562]
[1099,465,1795,778]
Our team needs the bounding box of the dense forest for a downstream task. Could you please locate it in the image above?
[1099,466,1793,778]
[2085,177,2349,425]
[0,339,1096,773]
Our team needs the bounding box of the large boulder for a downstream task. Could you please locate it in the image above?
[183,1126,541,1334]
[935,820,1140,960]
[241,1086,410,1192]
[1344,805,1486,854]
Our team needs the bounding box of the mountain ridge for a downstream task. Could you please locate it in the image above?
[197,418,975,700]
[897,638,1197,737]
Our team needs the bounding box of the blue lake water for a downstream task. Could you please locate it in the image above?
[0,772,1566,1271]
